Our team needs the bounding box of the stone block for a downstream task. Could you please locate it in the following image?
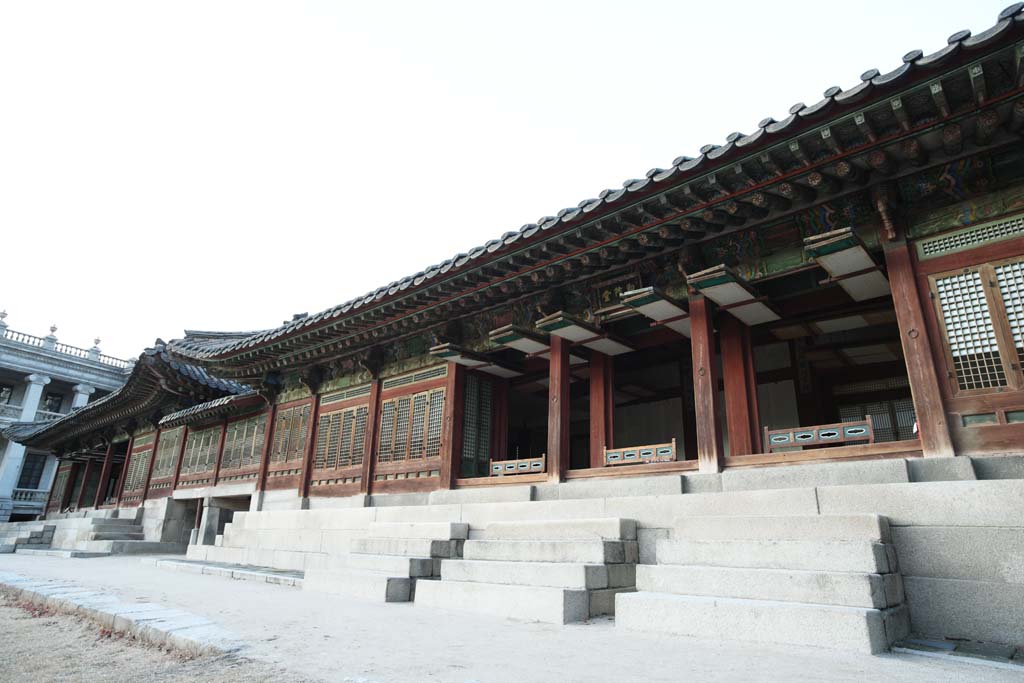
[681,473,723,493]
[305,494,369,509]
[892,526,1024,583]
[815,480,1024,527]
[319,529,363,555]
[368,492,430,507]
[427,486,534,505]
[350,537,460,558]
[906,457,976,482]
[303,568,413,602]
[375,504,461,524]
[971,455,1024,480]
[539,476,684,501]
[346,553,438,577]
[903,576,1024,645]
[616,592,905,653]
[367,521,469,540]
[414,579,590,624]
[439,559,613,590]
[656,538,891,573]
[469,518,636,541]
[638,528,670,564]
[463,539,633,564]
[670,514,891,543]
[636,564,896,608]
[461,498,608,527]
[604,488,818,529]
[721,459,909,492]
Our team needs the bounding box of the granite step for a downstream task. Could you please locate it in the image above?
[655,538,893,573]
[616,591,909,654]
[349,537,462,559]
[463,539,637,565]
[440,559,635,590]
[470,518,636,541]
[303,568,415,602]
[671,514,890,543]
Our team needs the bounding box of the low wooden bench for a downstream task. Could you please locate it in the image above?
[763,417,874,451]
[603,438,676,466]
[490,455,546,476]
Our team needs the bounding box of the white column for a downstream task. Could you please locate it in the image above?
[0,374,51,521]
[71,384,95,409]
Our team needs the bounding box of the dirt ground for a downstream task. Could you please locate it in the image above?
[0,593,315,683]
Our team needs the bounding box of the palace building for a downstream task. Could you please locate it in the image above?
[4,5,1024,656]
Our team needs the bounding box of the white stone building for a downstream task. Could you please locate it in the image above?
[0,312,129,521]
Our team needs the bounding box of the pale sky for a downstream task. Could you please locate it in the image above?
[0,1,1010,360]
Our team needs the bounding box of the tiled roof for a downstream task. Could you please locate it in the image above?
[1,342,248,449]
[168,5,1024,365]
[158,391,262,428]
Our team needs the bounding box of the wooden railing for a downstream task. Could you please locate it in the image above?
[490,455,546,476]
[603,439,676,466]
[763,417,874,452]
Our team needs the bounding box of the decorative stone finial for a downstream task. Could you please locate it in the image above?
[50,325,57,334]
[94,337,101,346]
[0,310,7,332]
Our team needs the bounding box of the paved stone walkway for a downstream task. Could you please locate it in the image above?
[0,553,1018,683]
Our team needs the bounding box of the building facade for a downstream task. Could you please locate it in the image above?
[0,314,129,521]
[4,6,1024,652]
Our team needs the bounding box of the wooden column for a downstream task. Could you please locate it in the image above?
[210,422,228,487]
[679,357,698,459]
[92,442,115,508]
[170,426,190,493]
[359,379,382,495]
[61,463,80,511]
[300,401,320,499]
[884,241,955,458]
[588,352,614,468]
[75,460,94,510]
[689,295,724,473]
[140,430,162,504]
[491,378,510,461]
[255,405,278,495]
[547,335,571,481]
[114,436,133,507]
[720,316,762,456]
[439,363,466,489]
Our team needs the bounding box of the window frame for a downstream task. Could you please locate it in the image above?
[376,387,446,465]
[928,257,1024,397]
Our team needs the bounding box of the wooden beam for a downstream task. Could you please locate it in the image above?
[882,241,955,458]
[588,352,614,469]
[689,296,723,473]
[547,335,571,482]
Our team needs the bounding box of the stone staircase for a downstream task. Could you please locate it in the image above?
[15,514,185,558]
[616,514,909,653]
[303,522,467,602]
[0,521,55,553]
[415,518,637,624]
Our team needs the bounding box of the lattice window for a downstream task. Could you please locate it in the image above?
[919,215,1024,258]
[996,261,1024,362]
[934,270,1007,391]
[270,404,311,464]
[221,414,267,470]
[50,468,70,508]
[123,450,152,491]
[461,374,493,478]
[381,365,448,391]
[314,404,369,470]
[181,426,221,474]
[152,427,184,479]
[378,388,445,464]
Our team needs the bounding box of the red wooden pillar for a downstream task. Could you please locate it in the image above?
[255,406,278,495]
[720,316,762,456]
[689,295,724,473]
[170,426,190,492]
[547,336,571,481]
[140,430,162,504]
[92,442,115,508]
[211,422,228,487]
[588,352,614,468]
[300,401,320,499]
[359,380,382,495]
[884,241,955,458]
[74,460,94,510]
[491,378,510,461]
[114,436,133,507]
[440,363,466,489]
